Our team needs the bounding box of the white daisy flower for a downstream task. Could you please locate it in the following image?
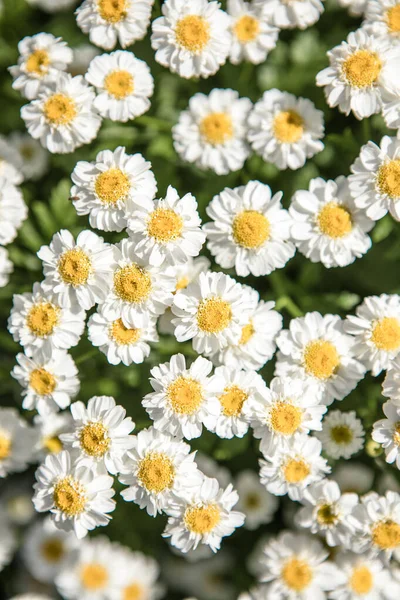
[9,132,49,181]
[33,412,73,460]
[332,461,374,495]
[85,50,154,122]
[383,354,400,402]
[118,427,202,516]
[71,146,157,233]
[317,409,365,461]
[0,247,13,288]
[33,449,115,538]
[11,349,80,415]
[349,136,400,222]
[235,469,279,531]
[76,0,153,51]
[151,0,231,79]
[60,395,135,475]
[316,28,400,120]
[127,185,206,267]
[101,238,175,328]
[0,135,24,184]
[0,178,27,245]
[0,407,37,478]
[372,401,400,468]
[38,229,116,311]
[0,479,36,527]
[27,0,77,11]
[345,293,400,375]
[245,376,326,456]
[172,88,252,175]
[171,271,254,357]
[9,33,73,100]
[0,507,16,573]
[363,0,400,45]
[337,0,367,17]
[247,89,325,170]
[227,0,278,65]
[163,475,245,553]
[8,281,86,361]
[290,176,374,269]
[109,547,163,600]
[69,44,100,77]
[260,434,330,501]
[204,180,296,277]
[21,72,102,154]
[256,0,324,29]
[296,479,359,547]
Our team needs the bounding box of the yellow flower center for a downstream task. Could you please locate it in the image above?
[137,452,175,493]
[377,160,400,199]
[386,5,400,33]
[199,112,234,145]
[197,297,232,333]
[350,565,374,595]
[114,264,152,303]
[245,493,261,509]
[342,50,382,88]
[29,368,56,395]
[110,318,141,345]
[282,558,313,591]
[79,422,110,457]
[371,317,400,351]
[98,0,127,23]
[273,110,304,143]
[317,203,352,238]
[283,458,310,484]
[232,210,270,249]
[372,519,400,550]
[270,402,303,435]
[175,15,210,53]
[26,302,59,337]
[393,422,400,446]
[43,94,77,126]
[123,583,144,600]
[58,248,92,286]
[219,384,248,417]
[95,168,131,205]
[104,69,134,99]
[330,425,354,444]
[40,538,64,563]
[53,476,87,516]
[316,503,338,525]
[26,49,50,75]
[303,340,340,380]
[234,14,260,43]
[184,504,221,534]
[147,208,184,243]
[239,321,255,345]
[80,563,109,590]
[0,434,11,460]
[175,276,189,291]
[43,435,63,454]
[167,376,204,415]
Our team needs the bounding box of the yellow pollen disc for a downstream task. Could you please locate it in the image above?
[98,0,127,23]
[387,5,400,32]
[330,425,354,444]
[283,458,310,484]
[137,452,175,493]
[350,566,373,595]
[43,94,77,126]
[110,318,141,345]
[40,538,64,563]
[0,434,11,460]
[199,112,234,145]
[175,276,190,291]
[317,203,352,238]
[303,340,340,380]
[53,476,87,516]
[377,160,400,199]
[393,422,400,446]
[372,519,400,550]
[342,50,382,88]
[58,248,91,286]
[95,168,131,205]
[273,110,304,143]
[104,69,134,99]
[316,503,338,525]
[245,493,261,509]
[219,385,248,417]
[26,302,59,337]
[20,144,34,160]
[26,49,50,75]
[234,14,260,43]
[282,558,313,592]
[80,563,109,590]
[43,435,63,454]
[29,368,56,395]
[79,422,110,457]
[197,297,232,333]
[232,210,270,249]
[239,321,255,345]
[371,317,400,351]
[167,376,204,415]
[123,583,144,600]
[184,504,221,534]
[270,402,302,435]
[114,264,152,303]
[147,208,184,243]
[175,15,211,53]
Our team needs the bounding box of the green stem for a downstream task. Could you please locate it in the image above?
[75,348,98,365]
[275,296,303,318]
[135,115,172,132]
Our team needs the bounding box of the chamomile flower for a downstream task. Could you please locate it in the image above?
[151,0,231,79]
[260,434,330,501]
[33,449,115,538]
[0,136,24,184]
[163,475,245,553]
[383,354,400,402]
[69,44,100,77]
[171,271,254,357]
[332,462,374,495]
[345,294,400,375]
[60,396,135,474]
[127,185,206,267]
[275,312,366,405]
[71,146,157,233]
[85,51,154,122]
[9,132,48,181]
[0,508,16,572]
[316,410,365,460]
[316,29,400,120]
[172,88,252,175]
[337,0,367,17]
[76,0,153,51]
[38,229,116,311]
[363,0,400,45]
[118,427,202,516]
[257,0,324,29]
[0,247,13,288]
[227,0,278,65]
[11,349,80,415]
[111,548,163,600]
[204,180,296,277]
[245,376,326,456]
[27,0,77,11]
[235,469,279,530]
[247,89,325,170]
[21,72,102,154]
[9,33,73,100]
[348,136,400,221]
[372,401,400,468]
[0,178,28,245]
[0,408,37,478]
[33,412,73,460]
[290,176,374,268]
